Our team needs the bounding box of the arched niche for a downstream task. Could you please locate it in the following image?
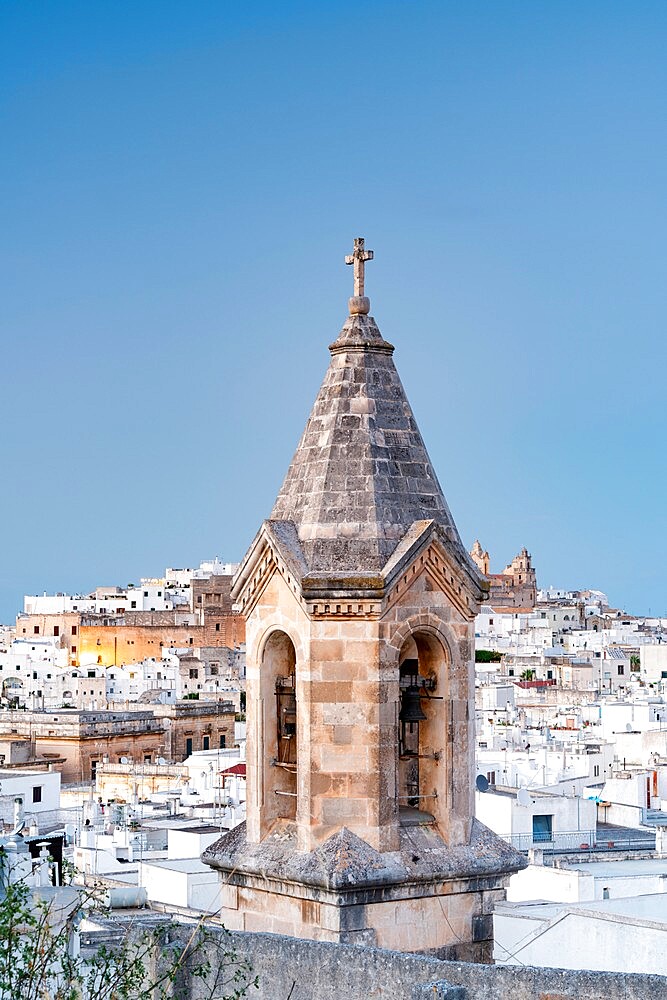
[398,629,450,834]
[260,629,298,827]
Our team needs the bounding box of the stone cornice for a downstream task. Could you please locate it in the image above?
[232,518,488,620]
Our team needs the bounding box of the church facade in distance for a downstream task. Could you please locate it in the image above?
[204,239,523,959]
[470,541,538,609]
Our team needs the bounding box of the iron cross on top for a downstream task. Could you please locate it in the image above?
[345,237,374,297]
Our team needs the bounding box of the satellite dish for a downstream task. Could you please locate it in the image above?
[517,788,531,807]
[120,756,128,764]
[475,774,489,793]
[626,723,633,732]
[157,757,166,766]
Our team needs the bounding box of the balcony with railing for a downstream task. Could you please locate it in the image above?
[501,826,656,854]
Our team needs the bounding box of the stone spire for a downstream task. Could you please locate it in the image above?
[270,239,464,575]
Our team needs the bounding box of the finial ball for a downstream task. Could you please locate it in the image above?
[349,296,370,315]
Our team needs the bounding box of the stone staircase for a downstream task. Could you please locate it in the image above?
[642,807,667,827]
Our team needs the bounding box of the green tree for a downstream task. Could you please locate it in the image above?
[0,871,258,1000]
[475,649,502,663]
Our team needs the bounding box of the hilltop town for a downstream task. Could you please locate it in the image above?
[1,238,666,999]
[3,508,667,985]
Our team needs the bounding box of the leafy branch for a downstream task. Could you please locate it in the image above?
[0,865,258,1000]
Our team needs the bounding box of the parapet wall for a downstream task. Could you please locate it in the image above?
[211,929,667,1000]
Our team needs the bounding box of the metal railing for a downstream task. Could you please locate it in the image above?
[502,829,656,853]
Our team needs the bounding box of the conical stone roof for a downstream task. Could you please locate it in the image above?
[270,304,464,575]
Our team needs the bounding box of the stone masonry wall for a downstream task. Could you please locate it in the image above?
[171,927,667,1000]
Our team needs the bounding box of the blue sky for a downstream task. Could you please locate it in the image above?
[1,1,666,620]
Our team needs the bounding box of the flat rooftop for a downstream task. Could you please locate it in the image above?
[170,824,221,834]
[498,891,667,927]
[564,857,667,878]
[140,858,213,874]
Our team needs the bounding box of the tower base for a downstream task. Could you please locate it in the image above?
[203,818,525,960]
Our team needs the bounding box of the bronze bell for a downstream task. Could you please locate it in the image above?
[399,685,427,724]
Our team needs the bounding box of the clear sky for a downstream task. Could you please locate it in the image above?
[1,1,666,621]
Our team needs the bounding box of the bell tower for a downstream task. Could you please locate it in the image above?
[204,240,523,958]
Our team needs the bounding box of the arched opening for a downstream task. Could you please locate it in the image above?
[260,630,297,827]
[398,631,449,832]
[2,678,23,708]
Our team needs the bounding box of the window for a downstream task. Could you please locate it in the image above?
[489,618,494,625]
[618,665,624,676]
[71,626,77,636]
[157,591,162,597]
[532,814,553,843]
[594,765,600,777]
[72,646,77,653]
[202,735,210,751]
[53,626,60,637]
[215,624,220,632]
[33,626,40,635]
[602,887,610,899]
[210,666,218,676]
[219,734,226,749]
[189,669,198,679]
[32,786,42,803]
[87,670,95,678]
[185,738,193,757]
[144,591,149,597]
[189,637,194,645]
[144,755,151,764]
